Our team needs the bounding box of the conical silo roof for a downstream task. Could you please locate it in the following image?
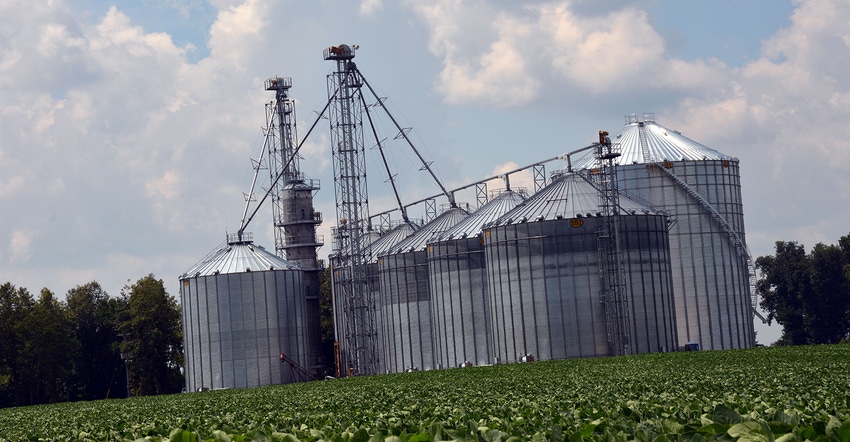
[365,221,418,258]
[487,172,650,226]
[435,190,527,241]
[570,114,733,170]
[362,229,382,249]
[385,207,469,255]
[181,234,299,277]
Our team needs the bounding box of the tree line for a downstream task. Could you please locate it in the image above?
[756,233,850,345]
[0,274,182,408]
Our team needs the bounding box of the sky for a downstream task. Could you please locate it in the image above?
[2,0,848,346]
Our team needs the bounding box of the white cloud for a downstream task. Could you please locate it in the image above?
[409,0,849,258]
[490,161,533,194]
[207,0,268,66]
[360,0,383,16]
[540,4,668,92]
[667,0,850,166]
[411,1,731,105]
[146,170,183,200]
[0,176,25,197]
[0,0,274,295]
[298,132,332,175]
[656,0,850,257]
[9,230,36,263]
[413,1,540,106]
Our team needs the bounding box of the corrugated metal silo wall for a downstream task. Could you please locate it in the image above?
[180,269,307,391]
[379,250,434,372]
[486,218,607,362]
[620,215,679,354]
[484,215,678,362]
[428,236,492,367]
[329,258,385,375]
[367,261,385,374]
[619,160,754,350]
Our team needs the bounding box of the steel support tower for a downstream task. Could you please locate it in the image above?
[264,77,324,372]
[324,44,379,375]
[594,130,632,356]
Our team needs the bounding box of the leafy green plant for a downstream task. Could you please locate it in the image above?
[0,345,847,441]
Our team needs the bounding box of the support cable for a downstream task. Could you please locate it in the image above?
[358,92,409,224]
[238,88,340,237]
[239,127,273,231]
[356,70,456,207]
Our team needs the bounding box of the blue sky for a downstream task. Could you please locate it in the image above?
[2,0,848,345]
[651,1,793,64]
[66,0,795,66]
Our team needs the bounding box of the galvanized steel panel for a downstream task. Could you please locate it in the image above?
[429,237,492,367]
[179,240,308,391]
[428,191,527,368]
[387,208,469,255]
[365,222,417,258]
[489,173,650,226]
[183,238,300,277]
[379,250,435,372]
[437,190,527,241]
[569,117,733,170]
[616,160,754,350]
[562,117,754,350]
[485,215,678,362]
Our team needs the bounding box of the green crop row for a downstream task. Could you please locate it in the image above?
[1,345,848,441]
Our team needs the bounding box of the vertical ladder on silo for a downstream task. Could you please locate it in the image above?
[638,122,652,163]
[655,165,766,323]
[594,133,631,356]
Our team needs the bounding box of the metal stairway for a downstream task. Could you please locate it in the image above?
[655,164,765,322]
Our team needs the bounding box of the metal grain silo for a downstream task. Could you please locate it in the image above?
[484,172,678,362]
[569,114,754,350]
[364,222,418,375]
[379,207,469,373]
[428,190,527,368]
[329,222,416,376]
[179,233,308,391]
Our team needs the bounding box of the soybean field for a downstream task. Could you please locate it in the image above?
[0,344,848,441]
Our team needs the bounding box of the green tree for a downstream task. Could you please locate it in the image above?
[18,289,76,405]
[756,241,812,345]
[0,283,34,407]
[66,281,128,400]
[807,243,850,343]
[318,266,336,376]
[120,274,183,396]
[843,234,850,329]
[757,236,850,345]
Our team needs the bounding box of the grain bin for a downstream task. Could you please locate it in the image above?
[569,114,754,350]
[428,190,527,368]
[179,233,308,391]
[484,172,678,362]
[379,207,469,373]
[330,222,417,375]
